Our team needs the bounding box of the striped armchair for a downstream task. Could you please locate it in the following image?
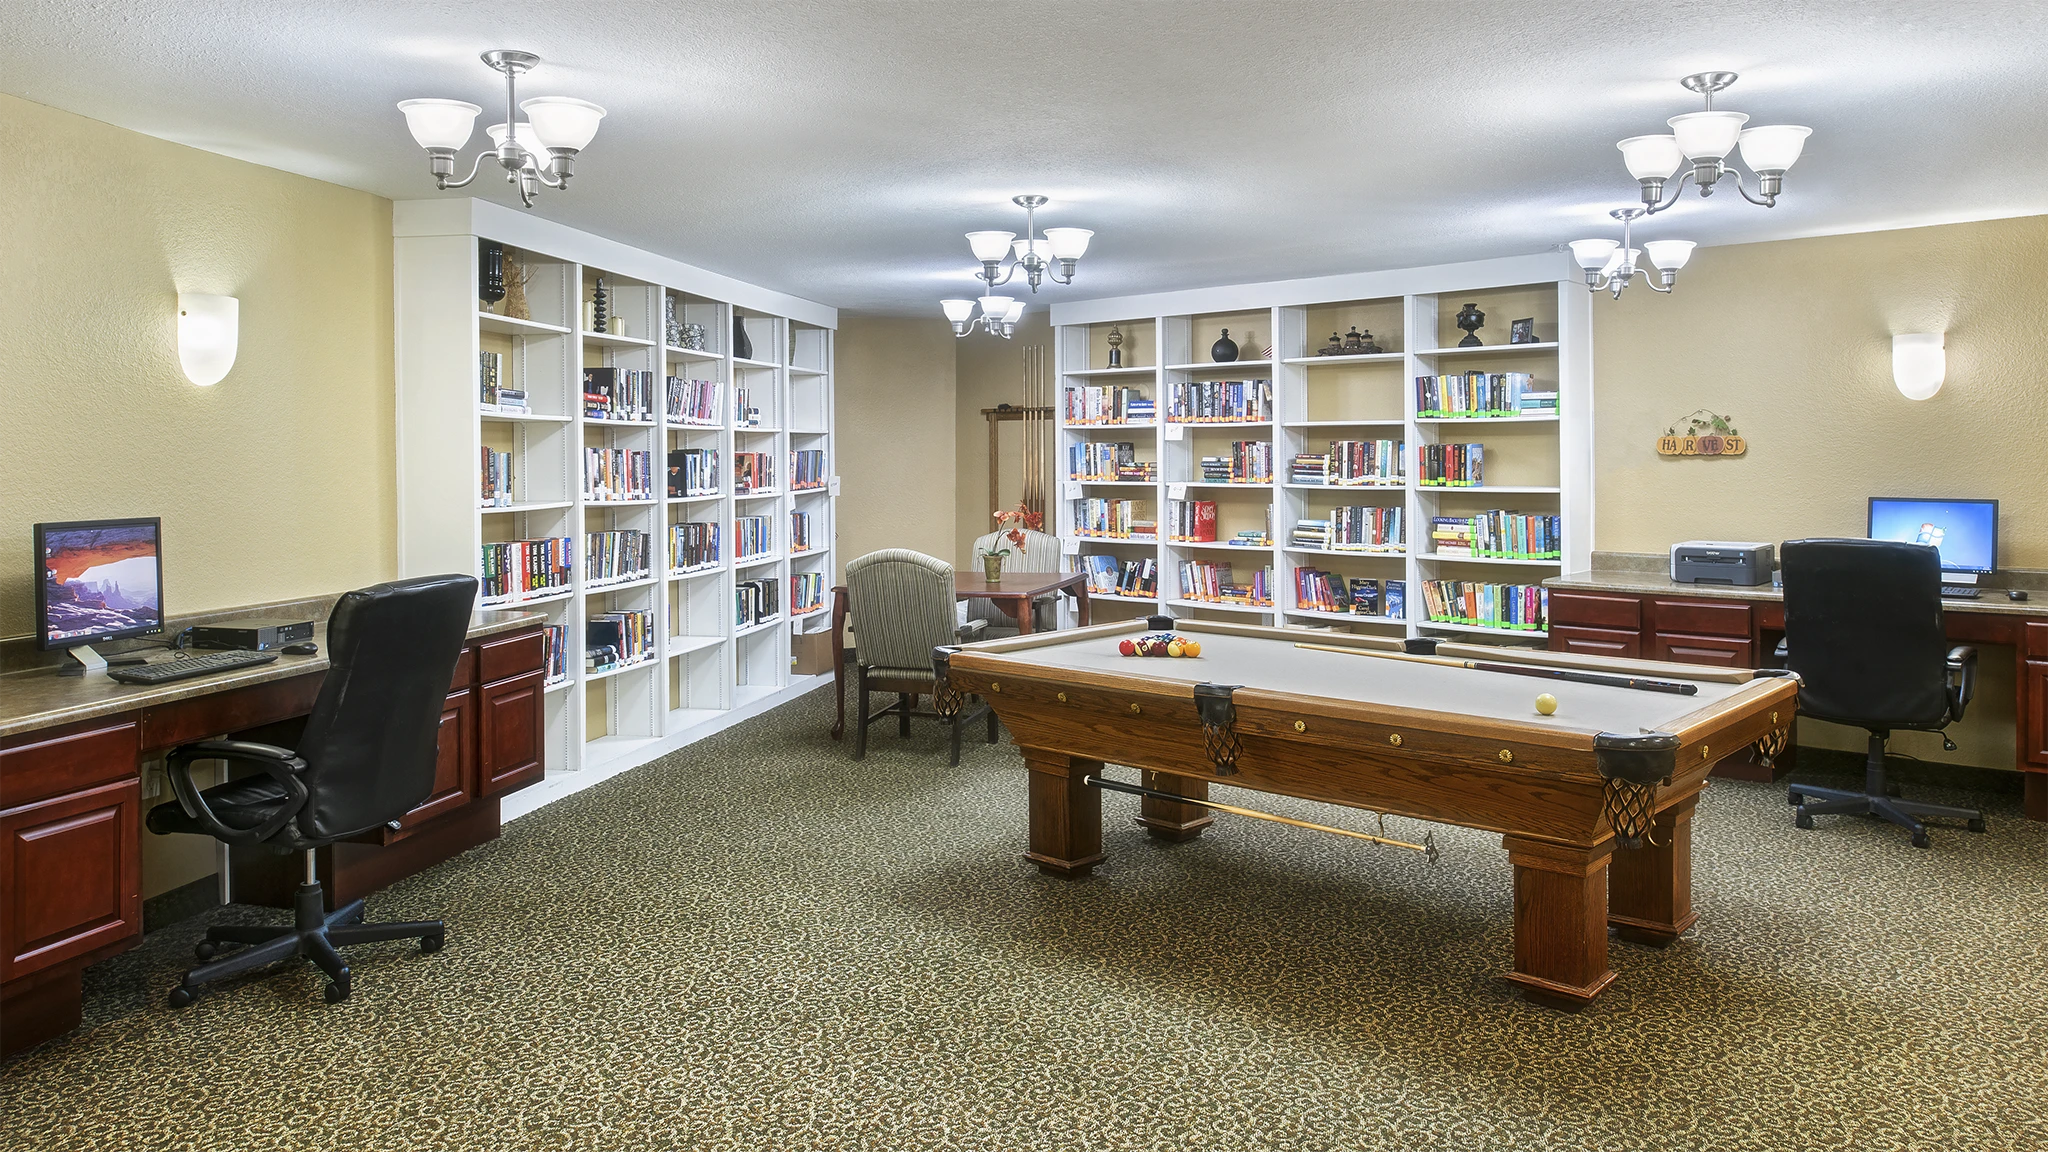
[838,549,995,764]
[969,527,1063,636]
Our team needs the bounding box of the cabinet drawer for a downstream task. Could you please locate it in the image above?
[0,778,142,981]
[1651,632,1755,668]
[1649,598,1753,639]
[477,629,545,684]
[1549,592,1642,631]
[478,672,545,797]
[2027,622,2048,660]
[448,647,477,692]
[1550,625,1642,659]
[0,722,138,811]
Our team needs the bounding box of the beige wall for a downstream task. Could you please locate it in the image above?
[0,93,397,644]
[954,312,1056,567]
[834,315,958,579]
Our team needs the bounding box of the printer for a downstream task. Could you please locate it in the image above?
[1671,540,1775,586]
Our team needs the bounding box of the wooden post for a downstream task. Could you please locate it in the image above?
[1134,770,1215,842]
[1022,748,1105,876]
[1501,835,1616,1009]
[1607,794,1699,948]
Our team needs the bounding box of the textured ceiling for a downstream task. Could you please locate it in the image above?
[4,1,2046,314]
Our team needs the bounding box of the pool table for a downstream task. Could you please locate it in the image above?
[934,615,1799,1008]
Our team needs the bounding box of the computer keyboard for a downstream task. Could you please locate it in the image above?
[1940,585,1982,600]
[106,649,279,685]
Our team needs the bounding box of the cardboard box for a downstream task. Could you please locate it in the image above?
[791,629,837,676]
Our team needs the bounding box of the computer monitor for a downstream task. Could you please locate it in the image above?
[1866,497,1997,579]
[34,517,164,671]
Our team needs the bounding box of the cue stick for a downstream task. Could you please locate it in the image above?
[1084,775,1437,859]
[1293,642,1700,696]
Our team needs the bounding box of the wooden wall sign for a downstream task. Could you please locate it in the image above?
[1657,410,1746,457]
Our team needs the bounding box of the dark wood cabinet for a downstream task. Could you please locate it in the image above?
[0,778,141,982]
[478,672,545,797]
[2025,661,2048,768]
[1650,633,1754,667]
[396,687,476,834]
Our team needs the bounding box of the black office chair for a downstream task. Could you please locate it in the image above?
[1779,539,1986,848]
[146,574,478,1006]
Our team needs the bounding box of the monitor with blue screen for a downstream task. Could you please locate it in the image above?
[1867,497,1997,576]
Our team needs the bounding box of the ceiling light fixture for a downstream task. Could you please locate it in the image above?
[1618,72,1811,214]
[941,296,1027,340]
[397,50,605,210]
[964,195,1094,294]
[1569,208,1695,299]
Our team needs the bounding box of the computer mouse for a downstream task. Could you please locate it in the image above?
[282,641,319,656]
[2008,589,2030,602]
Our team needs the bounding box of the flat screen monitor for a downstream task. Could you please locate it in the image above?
[34,518,164,649]
[1866,497,1997,576]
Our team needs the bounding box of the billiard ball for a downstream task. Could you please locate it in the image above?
[1119,639,1137,657]
[1166,639,1185,658]
[1183,640,1201,658]
[1535,693,1558,716]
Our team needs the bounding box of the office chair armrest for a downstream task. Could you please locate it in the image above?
[1947,645,1978,716]
[164,739,310,846]
[1772,638,1788,660]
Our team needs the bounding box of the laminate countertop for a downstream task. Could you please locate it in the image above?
[0,610,545,741]
[1545,569,2048,617]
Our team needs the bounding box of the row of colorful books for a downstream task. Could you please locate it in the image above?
[1065,385,1152,425]
[1296,571,1406,618]
[1290,440,1403,486]
[791,449,827,490]
[1415,372,1555,418]
[585,448,653,503]
[667,377,720,425]
[1419,581,1549,631]
[585,530,651,585]
[1289,505,1404,550]
[586,611,653,671]
[480,537,573,603]
[1165,499,1217,542]
[479,351,528,413]
[1072,498,1152,539]
[1417,443,1485,487]
[669,449,720,497]
[671,522,719,570]
[583,368,657,423]
[1067,441,1155,482]
[790,511,818,553]
[735,452,776,493]
[736,515,774,559]
[1199,441,1273,484]
[481,448,515,507]
[1179,561,1272,607]
[1166,379,1271,423]
[737,578,780,627]
[735,384,764,428]
[1080,554,1159,597]
[791,572,827,616]
[540,624,568,685]
[1429,512,1561,559]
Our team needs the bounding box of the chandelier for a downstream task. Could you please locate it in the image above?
[1618,72,1811,214]
[397,50,606,210]
[942,296,1026,340]
[1569,208,1695,299]
[965,195,1094,293]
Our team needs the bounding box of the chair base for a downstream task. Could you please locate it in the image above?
[852,665,998,766]
[1789,732,1987,849]
[169,873,443,1007]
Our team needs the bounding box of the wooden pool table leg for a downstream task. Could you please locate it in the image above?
[1501,836,1617,1010]
[1607,793,1699,948]
[1022,749,1105,877]
[1134,770,1215,842]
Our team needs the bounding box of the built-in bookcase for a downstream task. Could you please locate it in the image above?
[1050,253,1590,645]
[395,198,835,808]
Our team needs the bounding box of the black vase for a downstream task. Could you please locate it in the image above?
[479,240,505,305]
[1211,329,1239,363]
[733,316,753,361]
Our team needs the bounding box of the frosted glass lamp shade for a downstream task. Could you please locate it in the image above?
[940,299,976,323]
[485,123,541,170]
[177,293,239,386]
[1568,238,1619,271]
[1738,124,1812,173]
[1893,333,1945,400]
[1012,238,1052,264]
[978,295,1015,319]
[397,99,481,150]
[1002,299,1026,323]
[1602,247,1639,277]
[1642,240,1696,270]
[520,97,606,151]
[1667,111,1749,160]
[1617,134,1684,181]
[966,231,1017,262]
[1044,227,1093,260]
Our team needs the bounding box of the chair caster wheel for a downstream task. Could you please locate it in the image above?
[168,985,195,1009]
[1968,818,1987,833]
[1787,790,1803,806]
[1794,809,1814,830]
[420,932,445,955]
[1911,831,1930,849]
[324,976,352,1004]
[195,941,218,962]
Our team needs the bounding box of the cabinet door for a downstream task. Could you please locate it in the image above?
[394,688,475,834]
[2025,661,2048,768]
[1651,632,1755,667]
[0,779,141,981]
[1550,625,1642,659]
[478,673,545,797]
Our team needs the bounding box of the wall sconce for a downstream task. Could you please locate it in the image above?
[1892,332,1945,401]
[178,293,239,386]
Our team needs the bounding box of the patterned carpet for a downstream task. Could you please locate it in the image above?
[3,685,2045,1151]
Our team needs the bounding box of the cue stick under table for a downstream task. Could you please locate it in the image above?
[1293,642,1700,695]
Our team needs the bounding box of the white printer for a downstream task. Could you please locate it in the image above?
[1670,540,1775,586]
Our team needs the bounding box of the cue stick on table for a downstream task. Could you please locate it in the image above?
[1293,642,1700,696]
[1085,775,1438,860]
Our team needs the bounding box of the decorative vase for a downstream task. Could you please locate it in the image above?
[982,553,1005,582]
[1211,329,1239,363]
[664,297,682,347]
[1455,303,1485,348]
[592,277,609,334]
[479,240,506,310]
[502,258,530,320]
[1317,332,1344,356]
[1106,324,1123,368]
[681,323,707,351]
[734,316,753,361]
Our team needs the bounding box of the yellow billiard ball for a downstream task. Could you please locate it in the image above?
[1535,693,1558,716]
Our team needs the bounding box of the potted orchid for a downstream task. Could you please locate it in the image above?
[982,501,1043,582]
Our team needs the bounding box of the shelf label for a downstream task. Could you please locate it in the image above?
[828,476,841,497]
[1167,483,1189,501]
[1164,424,1186,441]
[1061,480,1082,500]
[1062,537,1081,556]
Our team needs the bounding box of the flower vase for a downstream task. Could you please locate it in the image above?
[982,554,1005,582]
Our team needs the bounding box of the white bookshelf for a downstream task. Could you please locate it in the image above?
[1048,253,1591,643]
[394,198,835,803]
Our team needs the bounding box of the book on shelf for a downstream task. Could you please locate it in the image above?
[480,537,572,603]
[670,521,719,569]
[736,515,774,559]
[583,367,656,422]
[584,529,651,585]
[1290,505,1403,551]
[1165,499,1218,542]
[584,447,653,502]
[1348,578,1382,616]
[666,376,720,424]
[668,448,720,498]
[1418,443,1484,487]
[789,511,816,554]
[790,449,827,490]
[479,351,529,412]
[1198,441,1273,484]
[736,578,780,627]
[585,610,653,671]
[791,571,826,616]
[734,452,776,494]
[1228,530,1269,547]
[1419,580,1548,631]
[1415,372,1551,418]
[1065,385,1150,425]
[540,624,568,684]
[1071,497,1148,539]
[734,384,762,427]
[1385,579,1406,620]
[1290,440,1403,486]
[1167,378,1272,423]
[1067,441,1156,482]
[1428,512,1560,559]
[1081,553,1158,597]
[1177,560,1271,607]
[480,448,514,507]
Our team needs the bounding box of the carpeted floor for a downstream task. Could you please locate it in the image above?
[3,685,2045,1151]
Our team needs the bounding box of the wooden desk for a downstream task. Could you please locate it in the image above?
[0,610,547,1057]
[1544,570,2048,821]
